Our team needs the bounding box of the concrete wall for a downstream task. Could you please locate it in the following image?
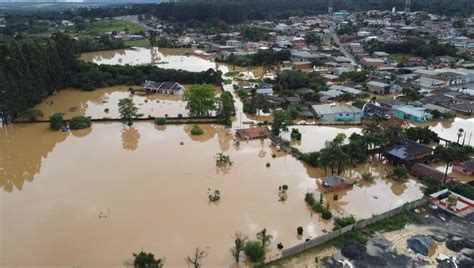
[267,198,428,263]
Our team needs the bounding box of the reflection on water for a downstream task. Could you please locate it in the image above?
[0,123,423,266]
[121,127,140,151]
[417,117,474,145]
[0,124,68,192]
[35,86,189,120]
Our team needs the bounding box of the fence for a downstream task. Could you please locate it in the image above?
[266,198,428,263]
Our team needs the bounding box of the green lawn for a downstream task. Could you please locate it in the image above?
[124,38,151,47]
[86,19,144,34]
[389,53,412,63]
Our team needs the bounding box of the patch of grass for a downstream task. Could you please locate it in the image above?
[365,210,415,233]
[124,38,150,47]
[86,19,144,34]
[389,53,412,63]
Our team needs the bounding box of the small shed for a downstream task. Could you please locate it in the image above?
[321,176,353,192]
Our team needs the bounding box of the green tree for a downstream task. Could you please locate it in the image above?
[435,144,469,183]
[271,110,292,136]
[244,241,265,263]
[69,116,91,130]
[49,113,65,130]
[457,128,464,144]
[21,109,44,121]
[118,98,139,126]
[256,228,273,246]
[230,232,248,263]
[183,84,217,116]
[388,166,409,181]
[217,91,235,126]
[133,251,163,268]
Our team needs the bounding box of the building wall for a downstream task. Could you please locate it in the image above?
[318,112,362,122]
[453,164,474,176]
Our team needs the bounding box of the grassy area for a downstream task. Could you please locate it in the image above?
[389,53,412,63]
[124,38,150,47]
[86,19,144,34]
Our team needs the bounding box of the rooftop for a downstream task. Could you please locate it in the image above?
[311,104,362,115]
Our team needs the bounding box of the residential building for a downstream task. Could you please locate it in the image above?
[392,105,433,122]
[367,81,391,95]
[453,160,474,176]
[311,104,363,122]
[236,127,272,140]
[321,176,353,192]
[410,163,454,183]
[255,83,273,95]
[361,57,387,68]
[141,81,185,95]
[382,139,433,165]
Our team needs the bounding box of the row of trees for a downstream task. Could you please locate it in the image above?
[4,0,472,33]
[0,33,78,121]
[218,49,291,67]
[365,37,459,59]
[0,33,223,121]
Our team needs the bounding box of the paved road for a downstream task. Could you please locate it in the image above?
[330,26,356,66]
[117,15,154,31]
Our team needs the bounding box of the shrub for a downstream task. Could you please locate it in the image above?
[190,124,204,135]
[333,215,356,230]
[297,226,304,235]
[244,241,265,263]
[21,108,44,121]
[361,172,375,182]
[69,116,91,130]
[208,190,221,202]
[290,128,302,140]
[133,251,163,268]
[322,210,332,220]
[49,113,65,130]
[154,117,166,125]
[388,166,409,181]
[266,162,271,168]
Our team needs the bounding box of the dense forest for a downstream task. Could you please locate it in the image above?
[365,38,460,59]
[1,0,473,32]
[0,34,222,121]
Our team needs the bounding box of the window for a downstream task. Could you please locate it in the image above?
[346,113,350,116]
[339,113,343,116]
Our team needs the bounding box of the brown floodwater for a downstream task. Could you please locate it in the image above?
[81,47,218,72]
[33,85,219,120]
[417,116,474,146]
[0,123,424,267]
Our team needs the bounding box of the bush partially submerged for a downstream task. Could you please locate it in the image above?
[154,117,166,125]
[190,124,204,135]
[69,116,91,130]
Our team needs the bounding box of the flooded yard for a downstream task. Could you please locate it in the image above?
[33,85,219,120]
[0,123,423,267]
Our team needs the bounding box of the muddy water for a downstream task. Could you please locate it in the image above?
[34,85,219,120]
[418,116,474,146]
[283,125,363,152]
[0,123,423,267]
[81,47,217,72]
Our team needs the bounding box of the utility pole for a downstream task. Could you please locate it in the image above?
[405,0,411,13]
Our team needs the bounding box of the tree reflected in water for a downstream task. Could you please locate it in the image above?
[121,127,140,151]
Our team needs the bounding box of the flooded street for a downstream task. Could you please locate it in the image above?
[0,123,423,267]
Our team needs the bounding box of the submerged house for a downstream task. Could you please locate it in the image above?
[311,104,363,122]
[236,127,272,140]
[382,139,433,165]
[321,176,353,192]
[410,163,455,183]
[392,105,433,122]
[141,80,185,95]
[453,160,474,176]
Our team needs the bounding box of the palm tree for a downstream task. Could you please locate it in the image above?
[230,232,248,263]
[457,128,464,144]
[256,228,273,246]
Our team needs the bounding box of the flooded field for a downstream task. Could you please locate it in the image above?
[33,85,219,120]
[0,123,423,267]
